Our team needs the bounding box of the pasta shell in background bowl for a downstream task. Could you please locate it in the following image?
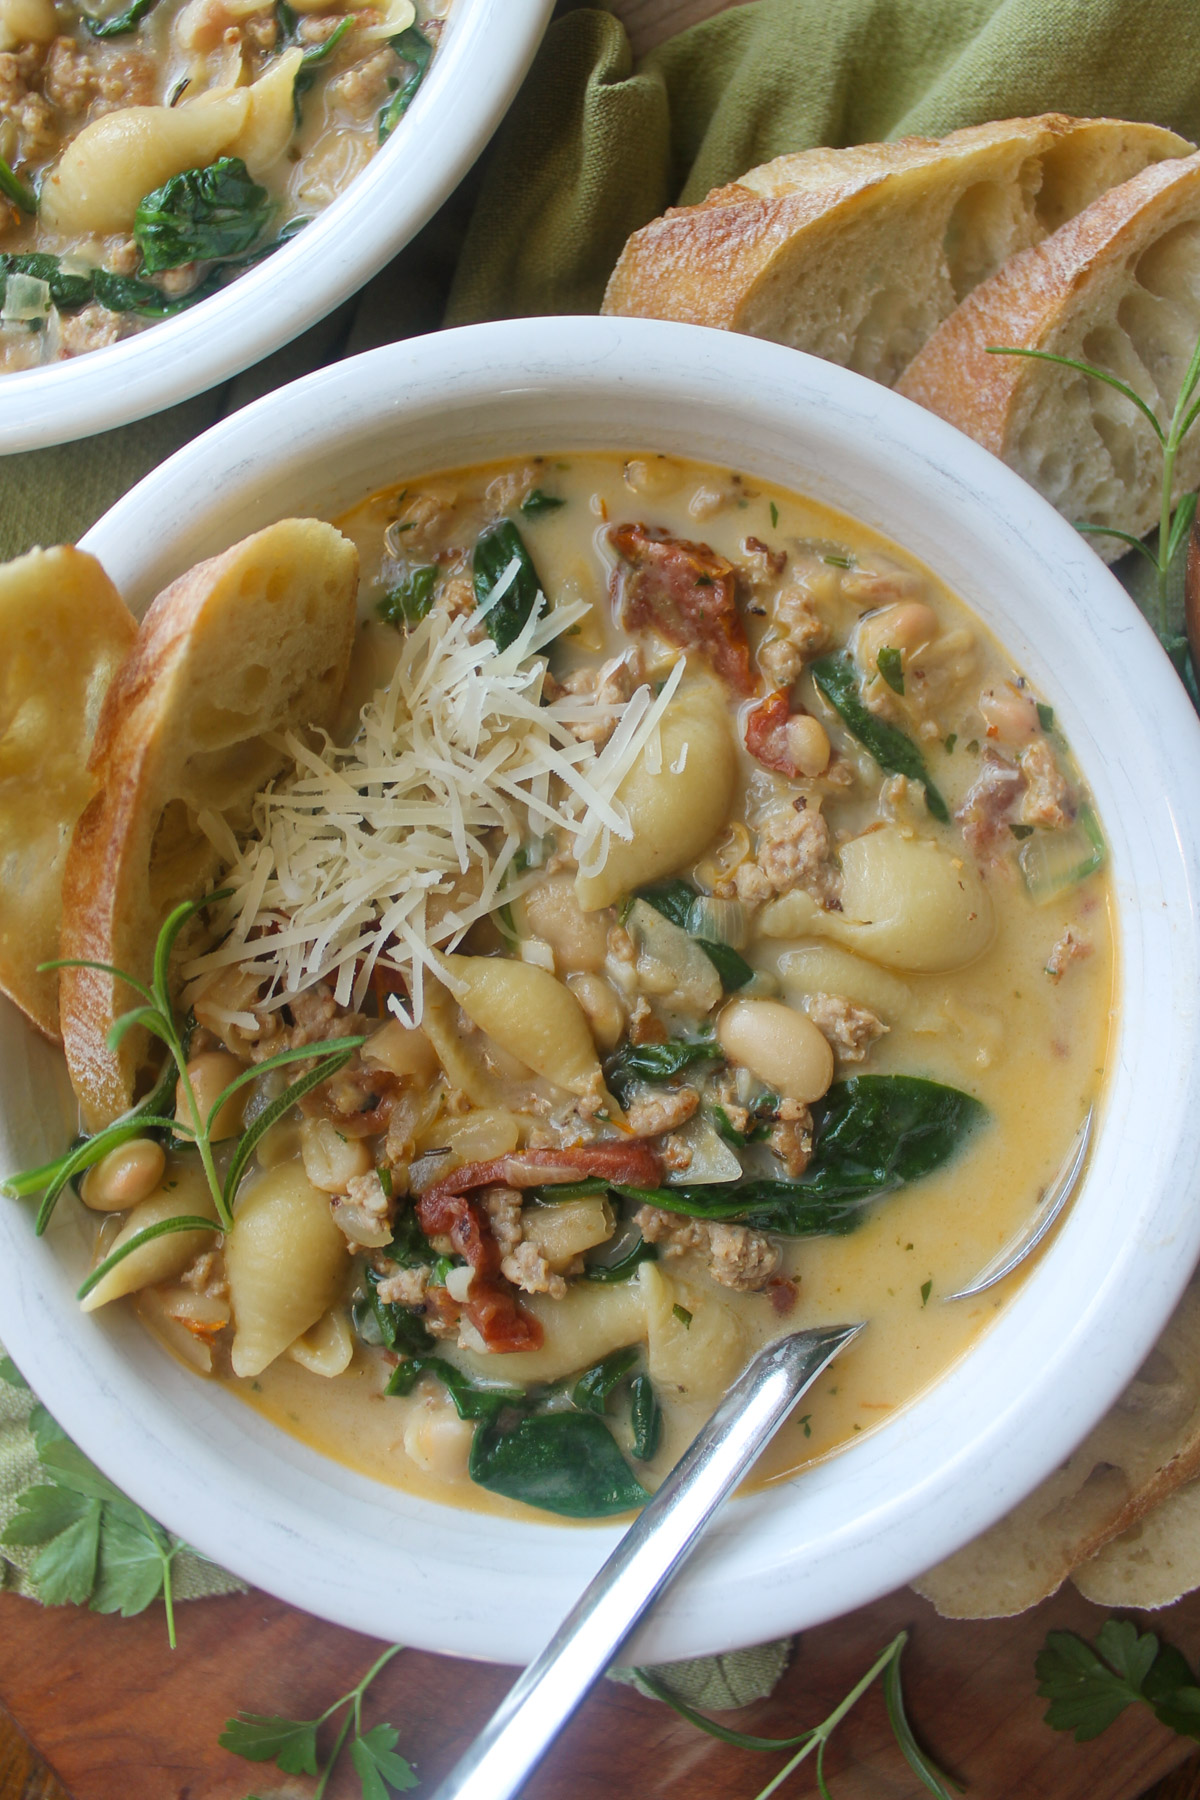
[2,316,1200,1665]
[0,0,554,452]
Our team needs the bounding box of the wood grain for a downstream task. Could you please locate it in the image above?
[4,3,1200,1800]
[4,1581,1200,1800]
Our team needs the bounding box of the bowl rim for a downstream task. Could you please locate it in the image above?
[4,315,1200,1664]
[0,0,554,454]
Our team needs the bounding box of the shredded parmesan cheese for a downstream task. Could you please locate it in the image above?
[184,589,685,1024]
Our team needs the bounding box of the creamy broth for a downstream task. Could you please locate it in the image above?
[0,0,447,371]
[123,449,1114,1521]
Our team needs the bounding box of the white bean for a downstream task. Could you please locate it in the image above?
[81,1138,166,1211]
[300,1116,372,1193]
[854,601,939,679]
[979,682,1039,745]
[403,1405,475,1479]
[0,0,56,47]
[717,997,834,1103]
[784,713,831,778]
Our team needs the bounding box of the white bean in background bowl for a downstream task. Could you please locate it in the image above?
[0,0,554,452]
[3,315,1200,1665]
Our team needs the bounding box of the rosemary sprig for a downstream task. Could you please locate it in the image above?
[987,338,1200,642]
[5,893,365,1233]
[634,1630,956,1800]
[76,1214,222,1302]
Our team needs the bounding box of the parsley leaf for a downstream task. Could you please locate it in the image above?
[91,1512,177,1618]
[1036,1620,1200,1743]
[1,1483,91,1546]
[351,1723,419,1795]
[30,1498,104,1605]
[219,1713,320,1774]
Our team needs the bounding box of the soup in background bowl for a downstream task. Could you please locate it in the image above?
[2,317,1198,1662]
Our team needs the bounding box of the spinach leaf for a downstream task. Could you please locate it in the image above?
[384,1207,432,1266]
[606,1036,719,1103]
[378,565,436,629]
[134,158,272,273]
[696,938,754,991]
[472,519,543,651]
[377,24,432,142]
[520,489,566,516]
[0,155,35,214]
[811,657,949,823]
[618,1076,986,1235]
[712,1093,778,1148]
[630,1374,662,1461]
[385,1355,523,1419]
[583,1234,657,1282]
[82,0,159,35]
[292,14,352,120]
[572,1346,639,1414]
[361,1267,434,1355]
[637,880,754,991]
[470,1413,650,1518]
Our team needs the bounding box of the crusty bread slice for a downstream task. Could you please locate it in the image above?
[0,548,136,1042]
[602,115,1191,386]
[897,152,1200,562]
[1073,1477,1200,1610]
[915,1275,1200,1618]
[59,520,359,1130]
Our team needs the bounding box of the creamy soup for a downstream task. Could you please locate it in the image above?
[26,451,1113,1524]
[0,0,447,370]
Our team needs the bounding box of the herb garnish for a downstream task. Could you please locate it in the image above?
[4,896,365,1255]
[877,645,905,695]
[634,1629,955,1798]
[134,158,272,273]
[1036,1618,1200,1743]
[770,501,780,528]
[988,336,1200,656]
[221,1643,417,1795]
[1,1402,193,1645]
[377,24,432,142]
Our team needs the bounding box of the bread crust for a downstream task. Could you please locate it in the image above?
[59,519,359,1129]
[897,151,1200,558]
[603,115,1192,386]
[0,547,136,1043]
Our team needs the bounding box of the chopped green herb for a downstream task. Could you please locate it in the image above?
[377,564,437,629]
[672,1304,693,1328]
[877,646,905,695]
[920,1279,932,1307]
[822,553,853,569]
[1037,702,1055,731]
[1036,1619,1200,1745]
[966,738,980,752]
[798,1413,812,1438]
[377,24,432,141]
[629,1374,662,1462]
[769,502,779,528]
[943,733,957,755]
[1009,822,1035,839]
[520,489,566,516]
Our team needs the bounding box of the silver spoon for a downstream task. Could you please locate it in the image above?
[947,1104,1094,1301]
[428,1321,863,1800]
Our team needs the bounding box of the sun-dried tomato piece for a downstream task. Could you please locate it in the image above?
[609,521,757,695]
[745,689,799,775]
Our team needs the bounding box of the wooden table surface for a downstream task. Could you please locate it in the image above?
[5,2,1199,1798]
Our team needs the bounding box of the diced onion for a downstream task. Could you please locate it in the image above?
[688,894,747,948]
[2,273,50,322]
[1019,806,1105,904]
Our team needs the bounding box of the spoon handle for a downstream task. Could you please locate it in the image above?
[429,1321,863,1800]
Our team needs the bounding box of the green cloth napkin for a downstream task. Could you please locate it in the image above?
[6,0,1200,557]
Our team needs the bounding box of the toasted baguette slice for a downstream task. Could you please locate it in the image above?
[914,1275,1200,1618]
[602,115,1191,386]
[0,547,136,1042]
[897,152,1200,561]
[60,520,359,1130]
[1072,1477,1200,1610]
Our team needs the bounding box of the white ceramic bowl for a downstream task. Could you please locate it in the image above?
[0,0,552,454]
[4,317,1200,1664]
